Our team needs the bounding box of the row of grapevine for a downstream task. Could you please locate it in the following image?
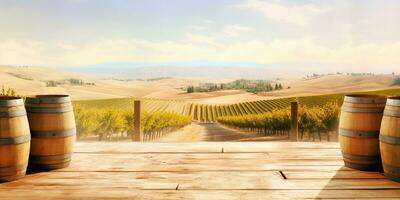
[1,86,18,97]
[73,87,400,123]
[217,102,341,141]
[73,105,191,141]
[141,99,191,115]
[188,98,296,122]
[186,87,400,122]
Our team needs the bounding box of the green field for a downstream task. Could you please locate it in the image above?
[74,87,400,122]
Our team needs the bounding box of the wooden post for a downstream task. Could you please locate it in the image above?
[290,101,299,141]
[133,100,143,141]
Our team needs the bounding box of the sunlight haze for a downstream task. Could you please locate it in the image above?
[0,0,399,73]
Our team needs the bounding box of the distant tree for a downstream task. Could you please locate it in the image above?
[187,86,194,93]
[274,84,279,90]
[213,84,218,91]
[267,84,273,91]
[46,80,58,87]
[392,78,400,86]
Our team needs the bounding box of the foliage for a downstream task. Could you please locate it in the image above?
[187,86,194,93]
[46,80,59,87]
[186,79,284,94]
[217,102,340,135]
[146,77,171,81]
[73,104,192,141]
[392,77,400,86]
[0,86,17,97]
[73,87,400,123]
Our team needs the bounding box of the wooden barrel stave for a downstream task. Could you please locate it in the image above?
[0,97,30,182]
[380,97,400,182]
[339,95,387,171]
[26,95,76,170]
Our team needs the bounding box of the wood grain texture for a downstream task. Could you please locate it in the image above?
[339,96,385,170]
[0,98,30,182]
[380,98,400,181]
[1,142,400,199]
[26,96,76,169]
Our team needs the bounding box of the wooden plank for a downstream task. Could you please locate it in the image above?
[74,142,223,153]
[1,142,399,200]
[0,171,397,190]
[74,142,340,153]
[1,189,400,200]
[290,101,299,141]
[56,153,346,172]
[223,143,340,153]
[133,100,143,141]
[283,170,385,179]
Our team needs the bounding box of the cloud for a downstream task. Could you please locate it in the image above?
[184,33,223,48]
[190,25,208,31]
[1,37,400,68]
[222,25,253,37]
[235,0,327,25]
[221,38,400,66]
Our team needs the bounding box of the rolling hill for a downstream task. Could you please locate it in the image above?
[1,65,399,104]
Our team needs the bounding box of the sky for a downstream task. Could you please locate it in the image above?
[0,0,400,71]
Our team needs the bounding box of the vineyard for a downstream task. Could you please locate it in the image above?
[74,87,400,123]
[217,102,340,141]
[73,104,191,141]
[3,85,400,141]
[1,89,192,141]
[190,87,400,122]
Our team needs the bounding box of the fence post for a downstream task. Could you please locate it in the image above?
[133,100,143,141]
[290,101,299,141]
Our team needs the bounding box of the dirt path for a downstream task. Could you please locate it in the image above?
[156,122,289,142]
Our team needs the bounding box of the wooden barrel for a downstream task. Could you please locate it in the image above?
[380,97,400,182]
[0,97,30,182]
[339,94,387,171]
[25,95,76,170]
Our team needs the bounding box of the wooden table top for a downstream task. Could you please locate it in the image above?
[1,142,399,200]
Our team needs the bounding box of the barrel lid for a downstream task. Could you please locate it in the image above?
[387,97,400,106]
[26,95,71,104]
[344,94,387,104]
[0,96,24,107]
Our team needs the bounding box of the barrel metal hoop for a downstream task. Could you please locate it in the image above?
[386,99,400,106]
[341,107,384,113]
[31,129,76,138]
[344,97,387,104]
[30,153,72,162]
[0,172,26,182]
[339,128,379,138]
[0,99,24,107]
[0,110,27,118]
[385,173,400,182]
[342,152,380,161]
[30,162,71,170]
[384,110,400,118]
[0,164,28,173]
[383,163,400,174]
[344,161,381,171]
[380,135,400,145]
[26,96,71,104]
[0,134,31,145]
[26,106,73,113]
